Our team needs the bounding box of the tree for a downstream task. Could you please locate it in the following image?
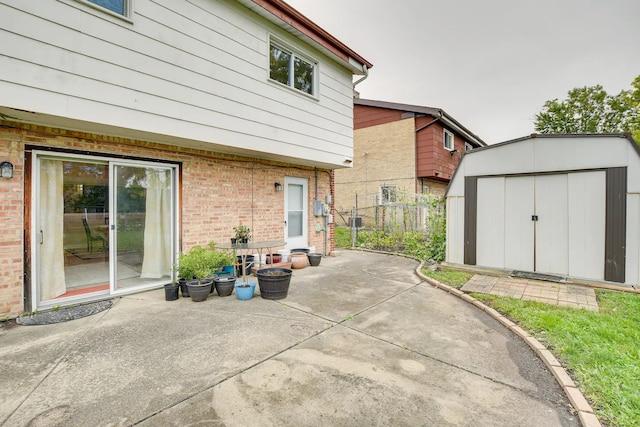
[534,75,640,142]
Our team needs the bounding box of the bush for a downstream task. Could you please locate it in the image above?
[177,243,234,281]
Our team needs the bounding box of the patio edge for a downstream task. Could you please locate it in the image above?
[415,262,601,427]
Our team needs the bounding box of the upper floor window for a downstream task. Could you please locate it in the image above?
[84,0,129,16]
[443,129,454,151]
[269,42,316,96]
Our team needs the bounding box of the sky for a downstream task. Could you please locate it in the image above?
[285,0,640,144]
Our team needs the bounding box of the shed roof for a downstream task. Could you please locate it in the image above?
[445,133,639,197]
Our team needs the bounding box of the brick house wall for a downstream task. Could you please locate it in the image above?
[0,121,333,317]
[334,118,416,219]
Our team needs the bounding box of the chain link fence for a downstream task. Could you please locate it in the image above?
[335,191,445,248]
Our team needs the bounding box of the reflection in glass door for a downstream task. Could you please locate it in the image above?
[37,157,110,303]
[112,165,173,292]
[34,153,176,309]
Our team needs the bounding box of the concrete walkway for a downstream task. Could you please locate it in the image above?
[462,275,599,311]
[0,251,583,426]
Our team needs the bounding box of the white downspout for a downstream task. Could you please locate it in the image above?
[353,65,369,95]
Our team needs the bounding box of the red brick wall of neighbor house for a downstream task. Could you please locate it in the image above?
[0,121,333,317]
[416,121,466,182]
[354,105,404,130]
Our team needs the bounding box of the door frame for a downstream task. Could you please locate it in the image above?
[284,176,308,250]
[30,150,180,310]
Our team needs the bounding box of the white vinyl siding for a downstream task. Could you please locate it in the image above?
[0,0,356,167]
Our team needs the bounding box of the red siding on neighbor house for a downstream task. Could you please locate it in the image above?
[416,121,466,182]
[354,105,405,130]
[353,103,469,184]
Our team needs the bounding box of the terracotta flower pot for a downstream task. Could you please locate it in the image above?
[290,252,308,269]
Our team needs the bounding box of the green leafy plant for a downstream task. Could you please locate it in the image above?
[177,243,234,283]
[233,223,251,241]
[52,305,61,312]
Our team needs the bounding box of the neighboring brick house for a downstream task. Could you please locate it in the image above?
[0,0,371,316]
[334,98,485,223]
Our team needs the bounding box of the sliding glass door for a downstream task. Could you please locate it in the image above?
[33,152,177,309]
[112,164,174,293]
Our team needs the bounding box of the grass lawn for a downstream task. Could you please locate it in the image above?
[423,267,640,427]
[334,226,352,248]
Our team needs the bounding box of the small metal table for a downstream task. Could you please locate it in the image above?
[217,240,286,282]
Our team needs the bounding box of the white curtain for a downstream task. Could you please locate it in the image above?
[40,159,66,299]
[140,168,171,279]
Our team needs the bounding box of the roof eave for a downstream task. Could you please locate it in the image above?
[355,98,486,147]
[239,0,372,74]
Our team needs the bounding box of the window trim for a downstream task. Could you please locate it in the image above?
[380,185,398,205]
[74,0,133,21]
[268,38,318,98]
[443,129,455,151]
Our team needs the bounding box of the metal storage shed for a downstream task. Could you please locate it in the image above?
[445,133,640,285]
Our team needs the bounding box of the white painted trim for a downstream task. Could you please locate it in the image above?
[284,176,309,249]
[444,129,454,151]
[67,0,134,22]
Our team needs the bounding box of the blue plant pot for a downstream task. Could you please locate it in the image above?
[235,282,255,300]
[222,265,235,275]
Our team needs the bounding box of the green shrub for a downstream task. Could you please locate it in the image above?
[177,243,234,281]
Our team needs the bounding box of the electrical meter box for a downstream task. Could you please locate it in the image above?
[313,200,324,216]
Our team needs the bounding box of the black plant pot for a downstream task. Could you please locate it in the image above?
[164,283,179,301]
[236,255,255,277]
[257,268,292,300]
[179,278,189,298]
[308,253,322,266]
[187,279,213,302]
[214,276,236,297]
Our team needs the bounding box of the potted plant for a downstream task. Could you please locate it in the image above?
[256,267,292,300]
[234,281,255,300]
[177,243,230,302]
[233,223,251,244]
[213,275,236,297]
[164,280,179,301]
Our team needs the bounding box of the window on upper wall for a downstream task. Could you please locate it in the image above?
[269,42,316,96]
[85,0,129,16]
[443,129,454,151]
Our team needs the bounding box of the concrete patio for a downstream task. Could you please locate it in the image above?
[0,250,584,426]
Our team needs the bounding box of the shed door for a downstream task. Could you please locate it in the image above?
[535,174,569,275]
[476,171,606,279]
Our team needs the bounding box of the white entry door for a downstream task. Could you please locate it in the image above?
[284,176,308,250]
